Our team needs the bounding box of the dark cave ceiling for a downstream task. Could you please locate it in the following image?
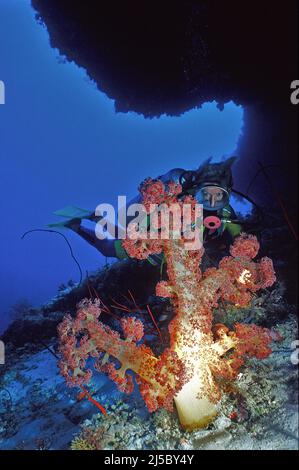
[31,0,298,117]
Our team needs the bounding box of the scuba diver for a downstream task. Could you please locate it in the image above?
[51,157,242,265]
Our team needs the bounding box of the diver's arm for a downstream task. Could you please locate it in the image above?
[125,168,185,206]
[157,168,185,184]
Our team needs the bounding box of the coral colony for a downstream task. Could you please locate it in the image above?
[58,179,278,431]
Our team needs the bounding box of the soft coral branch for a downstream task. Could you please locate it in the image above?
[58,300,187,412]
[58,178,277,430]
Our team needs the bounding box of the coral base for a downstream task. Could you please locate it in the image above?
[174,376,217,431]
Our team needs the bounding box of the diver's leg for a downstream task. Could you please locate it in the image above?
[67,219,117,257]
[78,226,117,257]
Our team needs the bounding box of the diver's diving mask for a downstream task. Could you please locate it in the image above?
[196,183,230,211]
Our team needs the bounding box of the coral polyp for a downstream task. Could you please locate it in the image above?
[58,178,277,431]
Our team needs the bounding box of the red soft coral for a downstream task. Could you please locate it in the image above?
[156,280,174,298]
[58,179,278,429]
[121,316,144,342]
